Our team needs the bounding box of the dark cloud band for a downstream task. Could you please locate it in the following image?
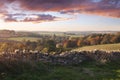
[4,14,63,23]
[0,0,120,19]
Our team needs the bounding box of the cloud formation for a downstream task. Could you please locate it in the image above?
[22,0,120,18]
[0,0,120,20]
[3,14,65,23]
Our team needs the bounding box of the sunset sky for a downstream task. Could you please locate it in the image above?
[0,0,120,31]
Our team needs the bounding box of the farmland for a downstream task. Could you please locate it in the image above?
[7,37,41,42]
[0,30,120,80]
[73,43,120,51]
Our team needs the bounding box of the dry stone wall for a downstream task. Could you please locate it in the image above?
[0,50,120,65]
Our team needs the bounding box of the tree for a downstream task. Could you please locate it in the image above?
[63,40,77,48]
[101,35,111,44]
[0,43,8,52]
[45,40,56,52]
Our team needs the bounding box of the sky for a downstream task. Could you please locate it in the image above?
[0,0,120,31]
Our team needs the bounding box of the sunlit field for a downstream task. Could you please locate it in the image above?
[7,37,40,42]
[73,43,120,51]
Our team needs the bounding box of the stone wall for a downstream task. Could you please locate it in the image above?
[0,50,120,65]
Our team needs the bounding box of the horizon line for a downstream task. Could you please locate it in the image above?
[0,29,120,32]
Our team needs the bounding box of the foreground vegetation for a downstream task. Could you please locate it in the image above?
[73,43,120,51]
[0,50,120,80]
[0,60,120,80]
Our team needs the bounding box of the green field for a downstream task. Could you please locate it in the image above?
[7,37,41,42]
[1,61,120,80]
[37,32,83,37]
[73,43,120,51]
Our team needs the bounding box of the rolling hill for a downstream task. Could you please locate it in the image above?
[72,43,120,51]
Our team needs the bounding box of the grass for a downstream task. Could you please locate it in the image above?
[0,60,120,80]
[7,37,41,42]
[37,32,83,37]
[0,42,120,80]
[0,59,48,80]
[73,43,120,51]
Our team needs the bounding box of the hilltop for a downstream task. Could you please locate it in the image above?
[0,30,40,38]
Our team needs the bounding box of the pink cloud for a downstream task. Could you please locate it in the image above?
[0,0,120,18]
[3,14,69,23]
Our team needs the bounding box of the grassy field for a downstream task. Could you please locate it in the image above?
[36,32,83,37]
[0,61,120,80]
[73,43,120,51]
[7,37,41,42]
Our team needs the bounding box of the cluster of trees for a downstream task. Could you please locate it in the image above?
[25,40,56,52]
[62,33,120,48]
[0,33,120,53]
[77,33,120,47]
[19,32,120,52]
[0,42,25,52]
[0,40,64,53]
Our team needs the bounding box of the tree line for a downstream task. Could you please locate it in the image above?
[0,32,120,53]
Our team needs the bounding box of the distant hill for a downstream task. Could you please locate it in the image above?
[0,30,40,38]
[34,31,119,37]
[67,31,118,36]
[0,30,17,38]
[72,43,120,51]
[0,30,119,38]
